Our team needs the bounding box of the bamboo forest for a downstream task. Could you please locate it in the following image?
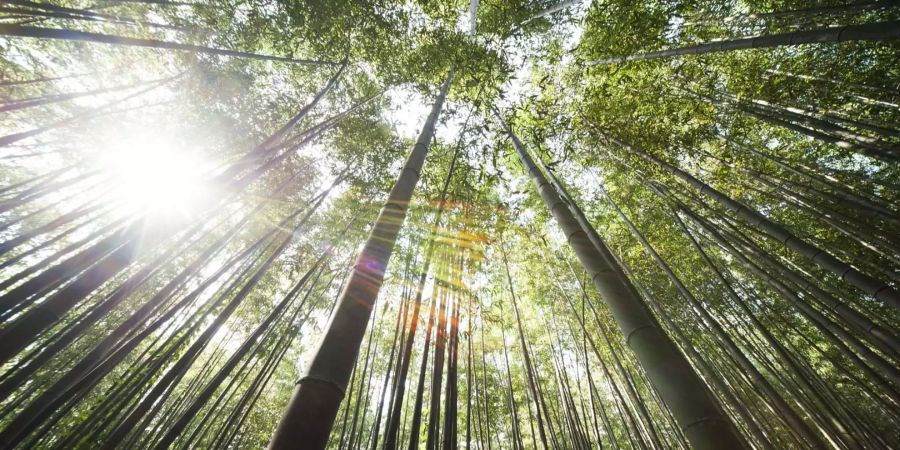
[0,0,899,448]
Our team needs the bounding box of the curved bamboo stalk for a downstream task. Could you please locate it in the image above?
[606,135,900,309]
[604,189,827,447]
[0,24,339,65]
[587,20,900,66]
[268,68,453,450]
[497,113,746,450]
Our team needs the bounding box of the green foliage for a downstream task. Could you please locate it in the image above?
[0,0,898,448]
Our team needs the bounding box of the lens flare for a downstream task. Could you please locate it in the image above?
[99,133,213,219]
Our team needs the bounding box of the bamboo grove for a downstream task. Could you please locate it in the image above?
[0,0,897,449]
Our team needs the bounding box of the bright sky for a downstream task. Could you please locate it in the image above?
[386,87,430,139]
[0,0,592,231]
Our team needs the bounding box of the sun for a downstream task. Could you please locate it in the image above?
[98,132,215,220]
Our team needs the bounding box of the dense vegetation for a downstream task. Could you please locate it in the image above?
[0,0,898,449]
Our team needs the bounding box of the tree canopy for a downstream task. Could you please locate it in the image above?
[0,0,898,449]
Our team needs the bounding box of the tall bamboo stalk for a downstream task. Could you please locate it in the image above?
[587,21,900,65]
[496,111,745,450]
[268,68,453,450]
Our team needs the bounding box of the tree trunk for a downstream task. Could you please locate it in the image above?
[0,76,171,113]
[605,190,825,447]
[0,24,338,65]
[609,135,900,309]
[500,242,550,449]
[0,75,176,147]
[524,0,580,23]
[268,69,453,450]
[407,251,445,450]
[587,20,900,65]
[497,113,745,450]
[150,248,335,448]
[383,135,461,450]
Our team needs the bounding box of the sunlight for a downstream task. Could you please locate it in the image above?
[98,132,214,219]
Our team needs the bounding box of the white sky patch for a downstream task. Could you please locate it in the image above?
[386,86,429,140]
[665,15,685,42]
[384,83,472,146]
